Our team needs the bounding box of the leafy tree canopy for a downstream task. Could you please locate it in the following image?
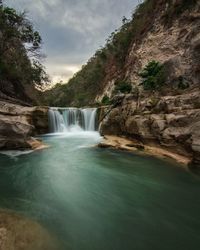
[0,1,48,88]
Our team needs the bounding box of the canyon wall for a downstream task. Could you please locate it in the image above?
[100,90,200,168]
[99,1,200,168]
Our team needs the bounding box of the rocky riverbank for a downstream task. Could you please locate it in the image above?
[99,90,200,169]
[0,101,49,151]
[99,135,191,167]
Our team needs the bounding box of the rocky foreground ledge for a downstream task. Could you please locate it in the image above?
[0,210,60,250]
[0,101,49,151]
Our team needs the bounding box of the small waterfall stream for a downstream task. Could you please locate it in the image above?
[48,108,98,133]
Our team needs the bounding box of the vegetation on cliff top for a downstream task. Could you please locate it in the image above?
[0,0,48,104]
[44,0,198,107]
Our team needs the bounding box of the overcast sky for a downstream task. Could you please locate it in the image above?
[5,0,139,84]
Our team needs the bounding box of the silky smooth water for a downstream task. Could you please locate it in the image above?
[48,108,97,133]
[0,132,200,250]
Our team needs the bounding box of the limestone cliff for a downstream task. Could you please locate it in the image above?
[46,0,199,108]
[97,1,200,168]
[96,1,200,100]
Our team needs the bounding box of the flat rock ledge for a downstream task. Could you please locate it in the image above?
[0,210,60,250]
[99,136,191,167]
[27,137,49,151]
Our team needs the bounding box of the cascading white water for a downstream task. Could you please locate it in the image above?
[48,108,98,133]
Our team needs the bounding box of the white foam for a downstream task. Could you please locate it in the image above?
[41,131,102,140]
[0,150,33,157]
[48,107,97,133]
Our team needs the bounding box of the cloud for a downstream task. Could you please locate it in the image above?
[46,62,81,83]
[5,0,139,84]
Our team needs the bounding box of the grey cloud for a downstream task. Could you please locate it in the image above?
[5,0,139,83]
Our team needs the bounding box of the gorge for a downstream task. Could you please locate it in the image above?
[0,0,200,249]
[43,0,200,169]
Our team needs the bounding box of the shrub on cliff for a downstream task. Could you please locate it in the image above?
[101,95,111,105]
[114,81,132,94]
[139,61,165,90]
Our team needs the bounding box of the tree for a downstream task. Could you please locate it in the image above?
[0,3,48,88]
[139,61,165,90]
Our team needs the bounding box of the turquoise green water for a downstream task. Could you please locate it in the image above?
[0,132,200,250]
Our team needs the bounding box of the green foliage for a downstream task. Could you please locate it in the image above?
[48,0,160,106]
[45,52,106,107]
[101,95,111,105]
[115,81,132,94]
[0,2,48,89]
[139,61,165,90]
[31,61,49,87]
[104,0,158,66]
[44,0,197,107]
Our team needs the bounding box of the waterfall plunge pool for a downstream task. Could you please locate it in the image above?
[0,109,200,249]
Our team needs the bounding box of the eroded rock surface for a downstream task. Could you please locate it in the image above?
[100,90,200,169]
[0,101,49,150]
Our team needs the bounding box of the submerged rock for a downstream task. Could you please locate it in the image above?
[0,210,60,250]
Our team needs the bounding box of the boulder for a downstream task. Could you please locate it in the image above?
[0,101,49,150]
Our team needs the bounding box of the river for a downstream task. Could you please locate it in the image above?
[0,108,200,249]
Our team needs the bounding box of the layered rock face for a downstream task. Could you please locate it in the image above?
[100,90,200,168]
[126,9,200,88]
[96,2,200,101]
[0,101,49,150]
[98,2,200,169]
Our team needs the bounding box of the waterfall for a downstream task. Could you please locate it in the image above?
[48,108,98,133]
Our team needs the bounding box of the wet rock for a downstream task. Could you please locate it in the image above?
[0,210,60,250]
